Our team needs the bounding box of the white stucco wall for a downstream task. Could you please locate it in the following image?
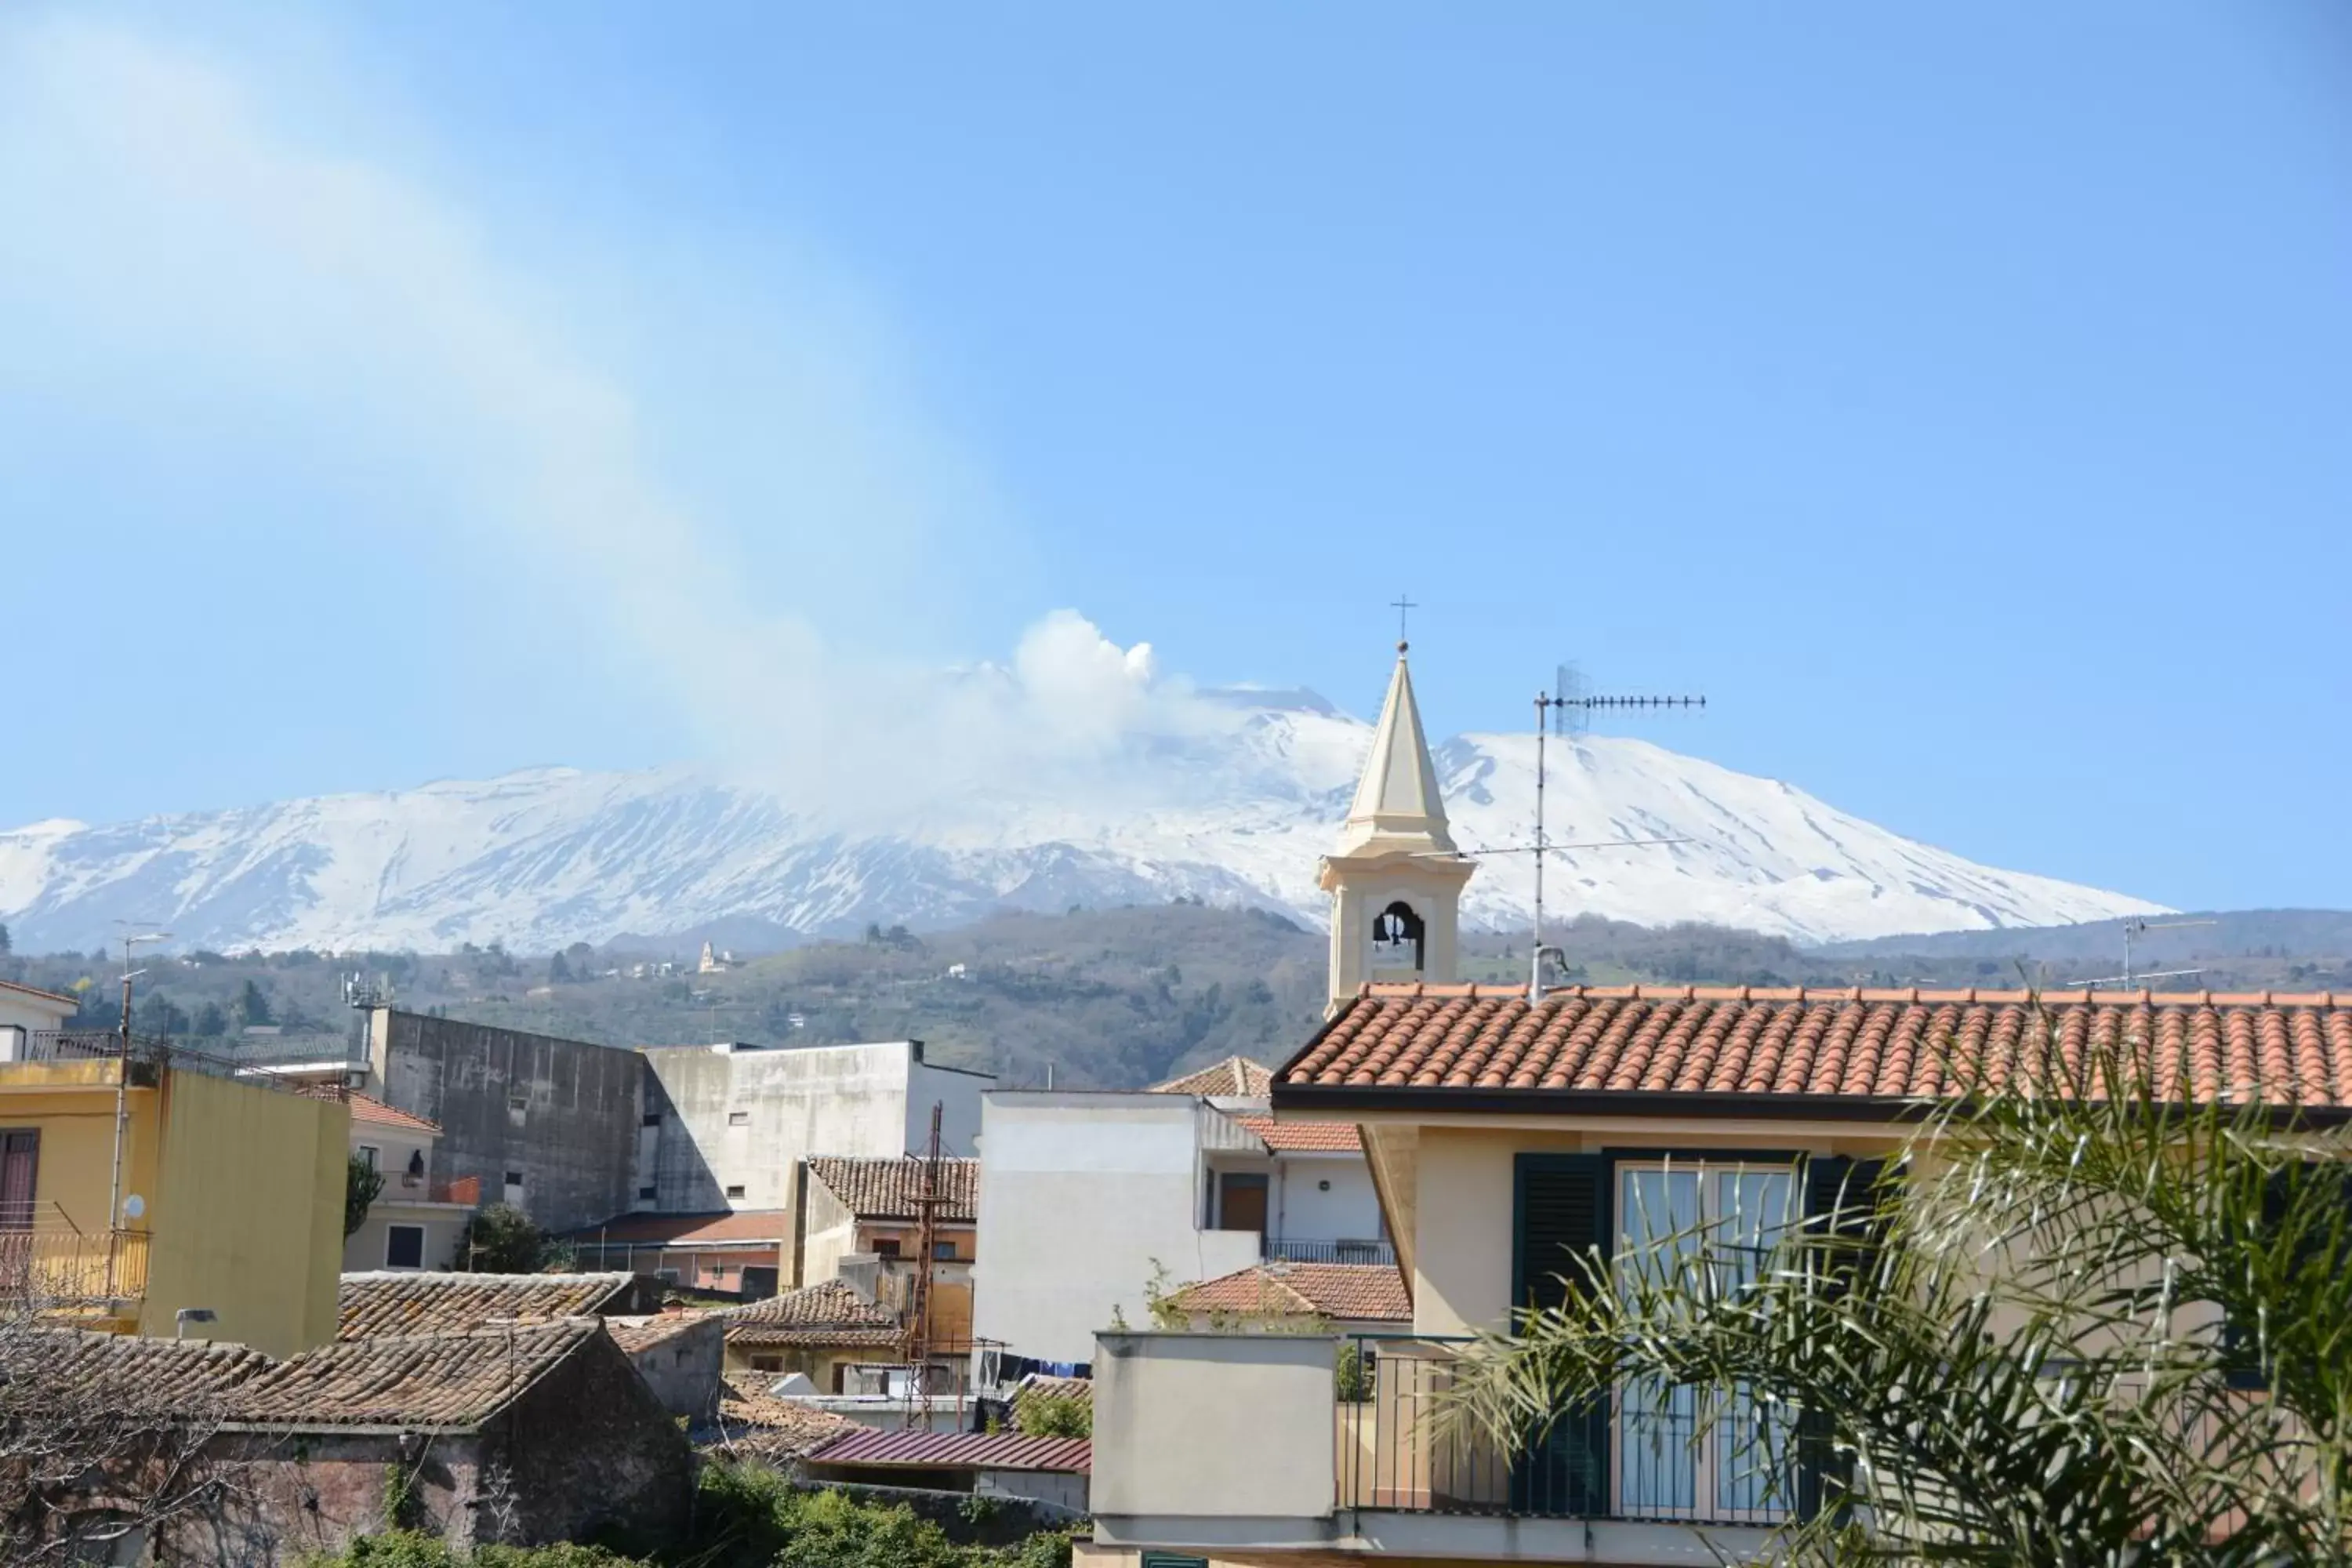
[975,1094,1263,1364]
[644,1040,991,1214]
[1271,1153,1383,1245]
[0,985,75,1058]
[344,1201,467,1272]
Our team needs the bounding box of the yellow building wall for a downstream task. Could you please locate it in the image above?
[142,1070,348,1357]
[0,1068,162,1240]
[1408,1120,1909,1338]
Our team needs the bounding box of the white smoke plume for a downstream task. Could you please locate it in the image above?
[0,16,1230,829]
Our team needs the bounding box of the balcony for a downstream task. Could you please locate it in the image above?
[1263,1236,1396,1267]
[1093,1330,1780,1564]
[0,1226,150,1318]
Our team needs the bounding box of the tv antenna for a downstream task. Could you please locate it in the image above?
[2061,916,2218,990]
[1433,675,1708,1003]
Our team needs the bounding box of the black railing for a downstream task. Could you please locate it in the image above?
[1334,1334,1793,1526]
[16,1030,348,1098]
[1265,1236,1397,1266]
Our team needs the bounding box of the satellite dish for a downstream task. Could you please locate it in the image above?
[122,1194,145,1221]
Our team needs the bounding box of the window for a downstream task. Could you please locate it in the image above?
[872,1238,901,1258]
[355,1145,380,1171]
[504,1171,524,1186]
[1141,1556,1210,1568]
[932,1240,958,1261]
[727,1110,750,1127]
[637,1185,658,1200]
[1615,1161,1796,1520]
[724,1184,746,1200]
[1217,1172,1269,1232]
[750,1354,783,1373]
[385,1224,425,1270]
[641,1112,662,1127]
[507,1095,528,1127]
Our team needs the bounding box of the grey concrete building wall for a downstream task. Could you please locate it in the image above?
[368,1008,644,1235]
[641,1040,989,1217]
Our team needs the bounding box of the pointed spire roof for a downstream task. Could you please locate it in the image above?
[1334,647,1455,858]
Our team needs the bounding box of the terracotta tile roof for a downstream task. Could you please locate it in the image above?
[1170,1261,1411,1323]
[605,1309,719,1355]
[724,1279,901,1348]
[1279,985,2352,1112]
[1230,1112,1361,1152]
[227,1319,604,1428]
[804,1156,978,1222]
[15,1329,276,1406]
[337,1271,640,1340]
[349,1094,440,1135]
[713,1374,857,1460]
[808,1428,1091,1475]
[1151,1055,1274,1097]
[19,1320,611,1432]
[570,1210,791,1246]
[0,977,77,1009]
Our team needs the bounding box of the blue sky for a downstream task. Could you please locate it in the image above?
[2,2,2347,914]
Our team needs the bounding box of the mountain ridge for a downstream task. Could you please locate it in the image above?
[0,692,2164,953]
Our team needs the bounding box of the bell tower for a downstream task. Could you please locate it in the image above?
[1319,641,1474,1008]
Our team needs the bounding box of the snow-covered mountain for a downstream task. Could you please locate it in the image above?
[0,692,2163,953]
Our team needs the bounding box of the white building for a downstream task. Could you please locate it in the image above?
[343,1094,474,1273]
[0,978,76,1059]
[972,1059,1387,1367]
[639,1039,989,1214]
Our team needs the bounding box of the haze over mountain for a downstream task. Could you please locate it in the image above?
[0,688,2164,956]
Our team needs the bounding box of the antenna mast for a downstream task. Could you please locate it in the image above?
[1520,683,1706,1004]
[901,1102,945,1427]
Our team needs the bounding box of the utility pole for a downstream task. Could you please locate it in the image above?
[107,927,169,1298]
[902,1103,945,1428]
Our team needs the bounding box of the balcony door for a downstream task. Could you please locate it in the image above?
[0,1131,35,1229]
[1217,1172,1268,1233]
[1614,1162,1796,1523]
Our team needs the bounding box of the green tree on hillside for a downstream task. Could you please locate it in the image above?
[234,978,272,1028]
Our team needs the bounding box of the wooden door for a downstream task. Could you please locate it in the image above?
[1218,1172,1268,1233]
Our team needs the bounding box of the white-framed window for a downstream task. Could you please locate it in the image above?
[385,1224,426,1270]
[1614,1160,1798,1522]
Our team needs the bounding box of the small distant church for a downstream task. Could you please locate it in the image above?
[1319,640,1475,1010]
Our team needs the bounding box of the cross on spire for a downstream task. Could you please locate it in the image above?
[1390,593,1418,652]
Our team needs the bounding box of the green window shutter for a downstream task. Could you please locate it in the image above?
[1796,1155,1882,1520]
[1512,1153,1611,1515]
[1140,1555,1208,1568]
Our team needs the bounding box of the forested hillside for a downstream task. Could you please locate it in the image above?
[4,904,2344,1091]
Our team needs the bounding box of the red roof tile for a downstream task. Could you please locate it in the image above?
[337,1272,642,1339]
[724,1279,901,1348]
[804,1156,978,1222]
[1279,985,2352,1111]
[1150,1056,1273,1097]
[349,1094,440,1135]
[1170,1261,1410,1323]
[808,1428,1091,1475]
[1230,1112,1361,1152]
[571,1210,791,1246]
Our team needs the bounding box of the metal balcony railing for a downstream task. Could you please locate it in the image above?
[0,1226,151,1308]
[16,1030,350,1098]
[1264,1236,1397,1266]
[1335,1334,1794,1526]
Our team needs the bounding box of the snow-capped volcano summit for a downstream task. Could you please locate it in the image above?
[0,691,2161,953]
